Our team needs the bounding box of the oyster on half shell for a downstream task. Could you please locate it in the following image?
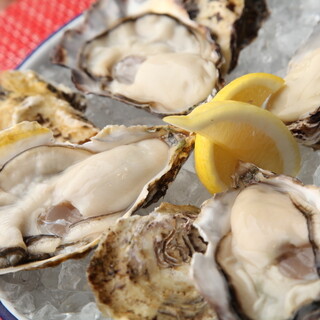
[192,163,320,320]
[0,70,98,144]
[90,0,268,73]
[267,24,320,149]
[53,5,223,115]
[0,123,194,274]
[88,202,216,320]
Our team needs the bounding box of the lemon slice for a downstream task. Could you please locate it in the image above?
[214,72,285,106]
[164,100,300,193]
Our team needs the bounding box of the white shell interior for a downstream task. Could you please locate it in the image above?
[82,14,220,114]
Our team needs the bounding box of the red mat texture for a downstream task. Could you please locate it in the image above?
[0,0,96,70]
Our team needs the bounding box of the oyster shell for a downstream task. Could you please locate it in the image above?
[0,123,194,274]
[191,163,320,320]
[174,0,269,73]
[0,70,98,144]
[53,5,223,115]
[267,24,320,149]
[88,202,216,320]
[0,121,54,167]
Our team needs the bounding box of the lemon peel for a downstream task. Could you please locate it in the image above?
[214,72,285,106]
[194,134,237,193]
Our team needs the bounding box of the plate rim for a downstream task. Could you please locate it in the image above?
[17,13,83,71]
[0,300,27,320]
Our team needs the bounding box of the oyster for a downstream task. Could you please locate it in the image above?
[267,24,320,149]
[53,5,223,115]
[0,70,98,144]
[88,202,216,320]
[191,163,320,320]
[54,0,268,80]
[0,123,194,274]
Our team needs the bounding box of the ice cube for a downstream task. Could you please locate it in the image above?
[58,259,91,291]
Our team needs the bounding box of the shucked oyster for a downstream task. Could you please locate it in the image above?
[54,0,267,86]
[0,123,194,274]
[129,0,268,73]
[0,70,98,144]
[53,6,222,115]
[88,0,268,73]
[88,202,216,320]
[192,163,320,320]
[267,24,320,149]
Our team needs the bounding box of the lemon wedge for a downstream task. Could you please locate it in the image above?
[194,134,238,193]
[165,72,292,194]
[164,100,300,193]
[189,73,285,118]
[214,72,285,106]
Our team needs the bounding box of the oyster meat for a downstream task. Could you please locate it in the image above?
[192,163,320,320]
[53,3,223,115]
[267,24,320,149]
[84,0,268,73]
[0,123,194,274]
[0,70,98,144]
[88,202,216,320]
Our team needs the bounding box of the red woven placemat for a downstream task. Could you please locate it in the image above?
[0,0,96,70]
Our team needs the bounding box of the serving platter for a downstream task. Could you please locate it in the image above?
[1,0,320,319]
